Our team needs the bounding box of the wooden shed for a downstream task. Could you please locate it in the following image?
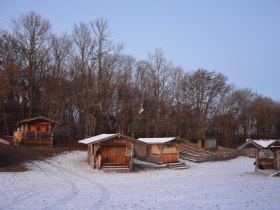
[79,133,137,172]
[134,137,181,164]
[237,139,280,171]
[13,116,60,147]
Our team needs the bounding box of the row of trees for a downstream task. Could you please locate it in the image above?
[1,12,280,147]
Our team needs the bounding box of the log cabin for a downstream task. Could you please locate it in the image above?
[79,133,138,172]
[134,137,182,164]
[237,139,280,171]
[13,116,60,147]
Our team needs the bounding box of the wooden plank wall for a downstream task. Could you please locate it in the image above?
[93,137,134,169]
[99,145,127,164]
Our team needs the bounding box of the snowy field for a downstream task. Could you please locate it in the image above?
[0,151,279,210]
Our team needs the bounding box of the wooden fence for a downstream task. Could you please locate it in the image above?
[179,144,239,162]
[21,131,53,147]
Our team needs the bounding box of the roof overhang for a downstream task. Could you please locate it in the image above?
[17,116,61,125]
[237,139,280,150]
[137,137,179,144]
[78,133,138,145]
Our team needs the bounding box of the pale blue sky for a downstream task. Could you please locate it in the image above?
[1,0,280,100]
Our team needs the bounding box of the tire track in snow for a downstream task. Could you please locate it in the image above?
[43,160,111,210]
[0,153,110,210]
[32,161,65,182]
[38,161,80,210]
[0,188,48,209]
[0,184,48,209]
[0,161,79,210]
[0,163,54,209]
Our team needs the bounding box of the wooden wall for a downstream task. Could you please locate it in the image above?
[22,122,51,132]
[134,142,179,163]
[89,137,134,171]
[256,148,277,170]
[98,145,127,164]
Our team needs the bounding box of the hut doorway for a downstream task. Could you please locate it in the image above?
[98,145,127,165]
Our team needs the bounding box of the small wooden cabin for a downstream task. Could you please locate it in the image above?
[134,137,181,163]
[13,116,60,147]
[237,139,280,171]
[79,133,137,172]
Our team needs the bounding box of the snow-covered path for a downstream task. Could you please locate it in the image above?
[0,151,279,210]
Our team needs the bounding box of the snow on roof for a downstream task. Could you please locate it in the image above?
[137,137,177,144]
[252,139,279,148]
[237,139,280,150]
[78,134,117,144]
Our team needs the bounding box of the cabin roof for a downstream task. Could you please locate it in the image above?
[137,137,178,144]
[237,139,280,150]
[78,133,137,145]
[17,116,60,125]
[253,140,277,148]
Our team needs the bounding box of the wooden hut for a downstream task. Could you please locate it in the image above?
[79,133,137,172]
[237,139,280,171]
[13,116,60,147]
[134,137,181,164]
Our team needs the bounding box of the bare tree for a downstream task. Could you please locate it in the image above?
[148,49,172,136]
[229,88,255,141]
[70,19,122,138]
[11,11,52,118]
[114,55,135,135]
[169,67,193,138]
[71,22,96,138]
[182,69,230,141]
[211,92,240,147]
[0,30,24,135]
[90,18,122,135]
[38,33,73,141]
[252,96,279,139]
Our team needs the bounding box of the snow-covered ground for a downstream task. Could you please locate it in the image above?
[0,151,279,210]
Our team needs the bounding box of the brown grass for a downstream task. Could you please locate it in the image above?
[0,143,87,172]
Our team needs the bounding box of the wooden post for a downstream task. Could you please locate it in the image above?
[255,148,259,171]
[159,144,164,163]
[130,143,134,171]
[276,149,280,170]
[97,155,101,170]
[93,145,101,169]
[90,144,94,164]
[129,159,133,172]
[176,143,179,162]
[88,145,91,163]
[51,133,53,147]
[273,150,277,170]
[198,140,203,149]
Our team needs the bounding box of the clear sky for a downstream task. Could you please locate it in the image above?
[1,0,280,101]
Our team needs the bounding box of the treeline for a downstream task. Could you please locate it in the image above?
[1,11,280,147]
